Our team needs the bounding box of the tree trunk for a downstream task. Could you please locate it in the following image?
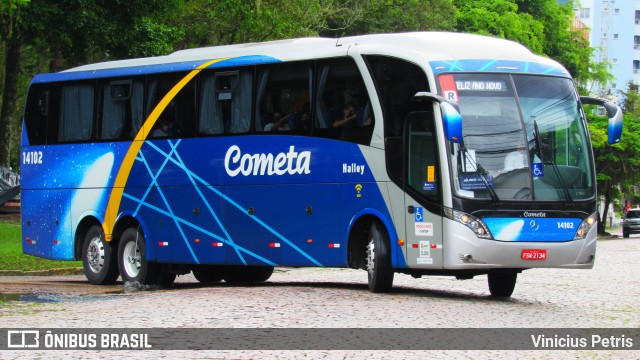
[598,180,611,234]
[0,41,21,168]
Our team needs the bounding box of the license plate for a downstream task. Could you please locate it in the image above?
[521,249,547,260]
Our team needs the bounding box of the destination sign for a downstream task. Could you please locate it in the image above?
[455,81,507,92]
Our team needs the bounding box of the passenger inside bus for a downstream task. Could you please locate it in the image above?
[264,111,291,131]
[332,102,357,128]
[152,117,175,137]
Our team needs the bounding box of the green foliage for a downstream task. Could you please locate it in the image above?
[179,0,331,47]
[454,0,544,53]
[0,219,82,271]
[339,0,457,36]
[0,0,30,39]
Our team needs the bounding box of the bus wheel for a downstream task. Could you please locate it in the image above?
[223,266,274,283]
[192,265,224,283]
[156,266,177,288]
[488,272,517,297]
[118,228,159,285]
[82,225,119,285]
[365,222,394,293]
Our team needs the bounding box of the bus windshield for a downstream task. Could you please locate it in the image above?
[440,73,594,201]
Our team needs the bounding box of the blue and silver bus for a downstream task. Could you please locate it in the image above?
[20,32,622,296]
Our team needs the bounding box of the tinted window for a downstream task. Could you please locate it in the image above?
[148,72,195,138]
[315,58,373,145]
[23,84,50,145]
[365,55,429,182]
[199,70,252,135]
[98,79,144,140]
[58,83,94,142]
[256,61,311,134]
[626,210,640,219]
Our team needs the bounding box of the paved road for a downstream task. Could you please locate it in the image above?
[1,236,638,359]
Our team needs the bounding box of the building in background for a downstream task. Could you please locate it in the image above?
[572,0,639,97]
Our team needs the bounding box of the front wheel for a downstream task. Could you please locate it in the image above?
[488,272,517,297]
[82,225,119,285]
[365,222,394,293]
[623,229,630,238]
[118,228,172,286]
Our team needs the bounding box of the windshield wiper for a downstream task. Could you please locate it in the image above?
[532,120,573,205]
[460,147,501,205]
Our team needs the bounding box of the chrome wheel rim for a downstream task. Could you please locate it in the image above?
[366,238,375,275]
[86,237,105,274]
[123,241,142,278]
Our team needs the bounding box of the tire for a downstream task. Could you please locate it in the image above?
[118,228,162,286]
[223,266,274,283]
[623,229,630,238]
[82,225,119,285]
[365,222,394,293]
[192,265,224,283]
[488,272,517,297]
[156,266,177,288]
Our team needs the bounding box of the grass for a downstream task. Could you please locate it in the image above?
[0,218,82,271]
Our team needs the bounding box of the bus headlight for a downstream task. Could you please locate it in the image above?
[444,207,493,239]
[574,212,598,240]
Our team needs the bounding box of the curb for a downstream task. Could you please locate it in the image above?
[0,268,84,276]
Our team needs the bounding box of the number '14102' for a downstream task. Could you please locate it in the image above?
[22,151,43,164]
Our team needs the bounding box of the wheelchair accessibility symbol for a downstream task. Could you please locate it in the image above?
[415,207,424,222]
[532,163,544,178]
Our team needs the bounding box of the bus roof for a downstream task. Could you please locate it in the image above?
[33,32,567,83]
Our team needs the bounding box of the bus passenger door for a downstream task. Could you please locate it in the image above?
[403,111,443,269]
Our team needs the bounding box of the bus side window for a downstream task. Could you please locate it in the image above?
[58,83,95,142]
[98,79,144,141]
[255,61,312,134]
[315,57,374,145]
[148,72,196,139]
[199,70,252,135]
[24,85,49,145]
[364,55,430,184]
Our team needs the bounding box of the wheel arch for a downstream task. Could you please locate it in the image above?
[74,215,102,260]
[111,212,155,262]
[346,208,400,269]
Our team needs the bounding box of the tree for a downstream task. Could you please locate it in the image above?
[0,0,30,168]
[454,0,544,53]
[177,0,337,48]
[332,0,457,37]
[0,0,183,169]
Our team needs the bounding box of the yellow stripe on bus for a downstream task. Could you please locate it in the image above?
[102,58,227,238]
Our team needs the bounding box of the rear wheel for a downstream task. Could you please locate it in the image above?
[488,272,517,297]
[222,266,274,283]
[118,228,174,287]
[365,222,394,293]
[192,265,224,283]
[82,225,119,285]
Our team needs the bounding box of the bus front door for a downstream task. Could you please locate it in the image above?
[403,111,443,269]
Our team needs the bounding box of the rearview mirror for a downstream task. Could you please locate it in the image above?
[580,96,623,145]
[412,92,462,143]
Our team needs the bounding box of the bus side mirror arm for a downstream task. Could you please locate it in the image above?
[412,92,462,143]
